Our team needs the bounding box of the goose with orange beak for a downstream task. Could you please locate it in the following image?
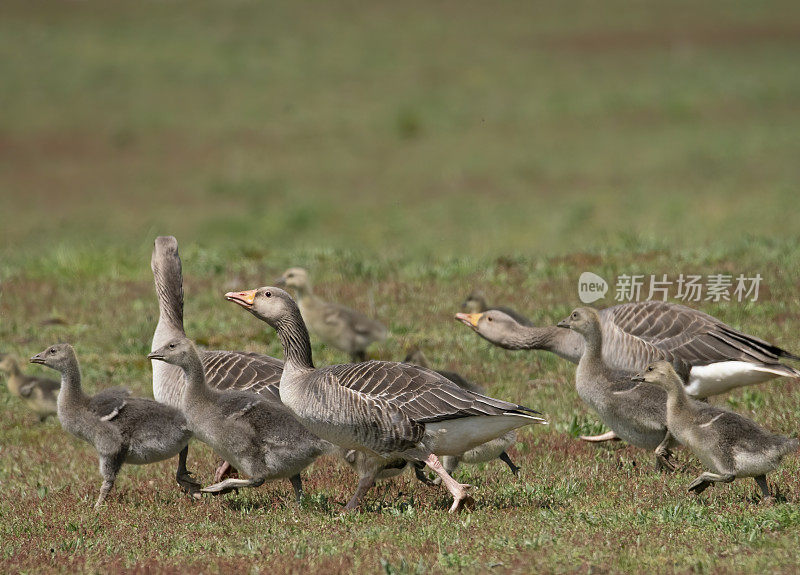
[226,287,547,513]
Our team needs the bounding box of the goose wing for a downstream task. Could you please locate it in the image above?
[324,361,543,424]
[602,301,800,370]
[200,350,283,401]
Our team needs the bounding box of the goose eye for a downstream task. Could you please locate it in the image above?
[647,366,654,372]
[487,316,492,322]
[50,348,57,354]
[169,343,176,349]
[265,291,272,298]
[572,312,578,318]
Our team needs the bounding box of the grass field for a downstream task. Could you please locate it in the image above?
[2,1,800,572]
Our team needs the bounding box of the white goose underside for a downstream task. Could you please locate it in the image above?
[686,361,787,398]
[421,414,543,456]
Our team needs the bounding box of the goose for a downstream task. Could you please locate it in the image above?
[634,361,798,503]
[149,337,332,501]
[225,286,547,512]
[275,267,387,362]
[457,300,800,399]
[462,290,534,327]
[403,347,520,477]
[557,307,679,470]
[1,352,59,421]
[30,344,199,510]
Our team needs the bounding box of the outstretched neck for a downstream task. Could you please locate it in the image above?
[515,326,577,357]
[276,307,315,371]
[57,359,88,411]
[152,256,185,344]
[663,376,693,419]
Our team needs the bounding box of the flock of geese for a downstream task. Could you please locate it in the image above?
[3,236,800,512]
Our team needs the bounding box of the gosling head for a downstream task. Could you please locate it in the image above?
[225,286,297,329]
[631,360,682,388]
[147,337,198,368]
[455,310,524,347]
[461,291,487,314]
[0,353,15,374]
[556,307,601,337]
[274,267,309,291]
[30,344,77,373]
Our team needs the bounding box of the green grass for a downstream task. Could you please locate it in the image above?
[2,0,800,572]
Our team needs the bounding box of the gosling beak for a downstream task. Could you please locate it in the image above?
[225,289,257,309]
[274,277,287,287]
[556,318,570,328]
[29,353,46,365]
[147,351,165,361]
[631,373,645,383]
[454,312,482,329]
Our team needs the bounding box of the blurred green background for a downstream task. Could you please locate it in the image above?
[2,2,800,572]
[2,0,799,265]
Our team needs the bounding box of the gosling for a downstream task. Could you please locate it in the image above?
[31,344,199,510]
[1,352,59,421]
[634,361,798,503]
[148,337,332,502]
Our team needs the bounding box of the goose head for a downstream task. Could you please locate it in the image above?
[147,337,196,367]
[557,307,601,338]
[151,236,180,271]
[455,309,524,348]
[225,286,297,329]
[30,343,76,372]
[632,360,682,389]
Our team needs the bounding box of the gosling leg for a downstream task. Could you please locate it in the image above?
[201,477,265,495]
[579,430,620,442]
[344,471,376,511]
[688,472,735,495]
[175,445,201,498]
[654,431,676,473]
[289,474,304,504]
[95,455,123,511]
[754,475,775,505]
[498,451,521,476]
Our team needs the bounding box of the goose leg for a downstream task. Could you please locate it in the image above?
[344,471,377,511]
[654,432,676,473]
[754,475,775,505]
[95,455,123,511]
[289,474,304,504]
[214,460,239,483]
[201,477,265,495]
[688,472,735,495]
[424,453,474,513]
[579,430,620,442]
[175,445,201,498]
[498,451,521,475]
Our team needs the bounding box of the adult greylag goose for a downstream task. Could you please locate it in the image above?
[403,347,520,476]
[462,290,534,327]
[225,286,547,512]
[457,300,800,399]
[275,267,387,362]
[149,338,332,501]
[634,361,798,503]
[558,308,681,471]
[152,236,409,498]
[1,352,59,421]
[31,344,199,510]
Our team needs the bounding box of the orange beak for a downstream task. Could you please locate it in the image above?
[225,289,257,309]
[454,312,483,329]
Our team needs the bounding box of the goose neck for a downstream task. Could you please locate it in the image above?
[57,361,88,410]
[276,309,315,370]
[152,257,185,335]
